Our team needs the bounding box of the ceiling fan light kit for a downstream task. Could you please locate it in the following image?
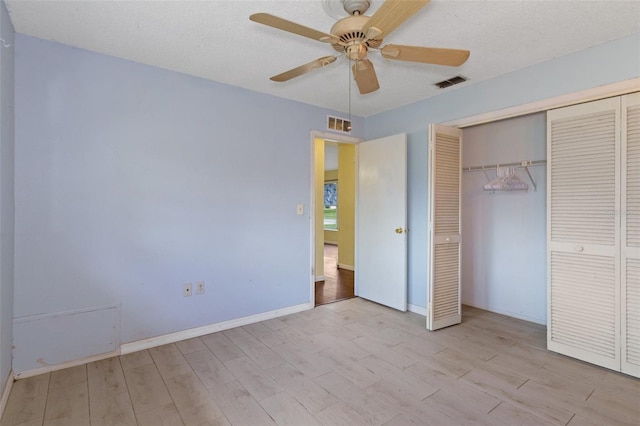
[250,0,470,95]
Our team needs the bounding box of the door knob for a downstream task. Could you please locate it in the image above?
[395,228,404,234]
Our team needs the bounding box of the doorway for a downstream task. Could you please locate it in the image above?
[310,131,409,310]
[312,134,358,306]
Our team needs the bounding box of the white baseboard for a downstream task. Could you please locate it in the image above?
[408,304,427,316]
[121,302,313,355]
[14,350,119,380]
[337,263,354,271]
[315,275,326,282]
[0,370,13,420]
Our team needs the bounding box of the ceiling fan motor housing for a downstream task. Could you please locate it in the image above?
[330,15,382,52]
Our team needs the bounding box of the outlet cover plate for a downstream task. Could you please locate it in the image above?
[183,283,192,297]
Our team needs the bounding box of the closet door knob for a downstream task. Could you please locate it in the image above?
[575,245,584,253]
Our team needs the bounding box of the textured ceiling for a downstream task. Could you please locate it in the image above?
[5,0,640,116]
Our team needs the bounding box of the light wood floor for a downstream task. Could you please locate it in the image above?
[1,298,639,426]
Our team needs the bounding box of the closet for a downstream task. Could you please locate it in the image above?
[547,93,639,378]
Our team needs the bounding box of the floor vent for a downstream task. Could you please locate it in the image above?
[435,75,467,89]
[327,115,352,133]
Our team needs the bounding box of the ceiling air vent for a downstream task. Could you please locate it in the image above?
[327,115,352,133]
[435,75,467,89]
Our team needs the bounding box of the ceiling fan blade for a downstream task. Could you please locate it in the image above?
[352,59,380,94]
[361,0,430,39]
[381,44,470,66]
[270,56,338,82]
[250,13,340,44]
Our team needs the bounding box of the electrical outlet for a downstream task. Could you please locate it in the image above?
[183,283,192,297]
[195,281,205,295]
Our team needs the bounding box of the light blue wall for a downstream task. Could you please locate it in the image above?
[462,113,546,324]
[0,0,15,385]
[365,34,640,310]
[13,34,363,372]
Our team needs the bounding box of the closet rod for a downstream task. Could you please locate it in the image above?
[462,159,546,172]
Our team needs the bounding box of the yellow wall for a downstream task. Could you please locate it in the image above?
[317,141,356,275]
[337,143,355,269]
[314,138,325,280]
[324,231,339,244]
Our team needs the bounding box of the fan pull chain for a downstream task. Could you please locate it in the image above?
[348,58,352,130]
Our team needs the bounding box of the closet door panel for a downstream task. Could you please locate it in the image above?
[550,252,617,362]
[547,97,621,371]
[622,92,640,377]
[427,124,462,331]
[549,106,617,246]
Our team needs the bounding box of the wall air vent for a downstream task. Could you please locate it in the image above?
[327,115,352,133]
[435,75,467,89]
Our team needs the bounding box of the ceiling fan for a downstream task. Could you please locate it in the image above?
[250,0,470,95]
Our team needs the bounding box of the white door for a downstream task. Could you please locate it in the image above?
[356,134,407,311]
[427,124,462,331]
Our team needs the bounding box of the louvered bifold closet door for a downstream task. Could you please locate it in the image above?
[547,97,621,371]
[427,124,462,331]
[622,93,640,377]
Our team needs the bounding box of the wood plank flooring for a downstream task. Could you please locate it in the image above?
[2,298,639,426]
[315,244,354,306]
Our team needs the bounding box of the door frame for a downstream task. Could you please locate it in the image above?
[309,131,363,307]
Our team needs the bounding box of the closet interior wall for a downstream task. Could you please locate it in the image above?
[461,113,547,325]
